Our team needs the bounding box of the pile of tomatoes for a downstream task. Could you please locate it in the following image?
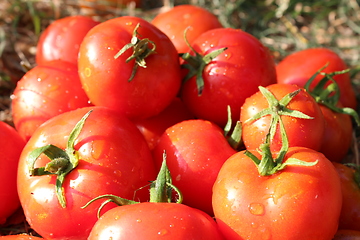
[1,3,360,240]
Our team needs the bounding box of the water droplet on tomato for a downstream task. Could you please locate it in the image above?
[136,219,142,223]
[248,202,265,216]
[84,67,92,77]
[158,229,168,236]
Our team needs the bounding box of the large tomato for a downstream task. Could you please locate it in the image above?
[240,83,325,152]
[0,121,25,225]
[151,4,223,53]
[17,106,156,240]
[334,162,360,231]
[36,15,99,65]
[212,147,342,240]
[152,119,236,215]
[276,47,357,109]
[88,202,225,240]
[78,16,181,120]
[11,60,92,141]
[180,27,277,127]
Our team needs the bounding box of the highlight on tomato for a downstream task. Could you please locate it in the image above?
[0,121,26,225]
[11,60,92,141]
[36,15,99,65]
[17,106,157,240]
[151,4,223,54]
[78,16,181,120]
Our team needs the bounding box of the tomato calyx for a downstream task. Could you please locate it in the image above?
[180,28,227,95]
[82,152,183,218]
[243,86,318,176]
[304,64,360,126]
[114,23,157,82]
[244,86,313,142]
[27,110,93,208]
[224,105,243,150]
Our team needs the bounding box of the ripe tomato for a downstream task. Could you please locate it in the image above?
[0,121,25,225]
[78,16,181,120]
[212,147,342,240]
[180,27,277,127]
[276,47,357,109]
[88,202,225,240]
[133,97,194,150]
[319,104,353,162]
[240,83,325,152]
[334,162,360,231]
[11,60,92,141]
[0,235,42,240]
[151,4,223,54]
[36,15,99,65]
[152,119,236,215]
[17,106,156,240]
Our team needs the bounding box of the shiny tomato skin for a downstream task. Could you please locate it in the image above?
[17,106,156,240]
[88,202,225,240]
[0,235,43,240]
[152,119,236,215]
[334,162,360,231]
[276,47,357,109]
[78,16,181,120]
[133,97,194,150]
[240,83,325,152]
[319,105,353,162]
[180,28,277,127]
[36,15,99,65]
[0,122,26,225]
[151,4,223,53]
[11,60,92,141]
[212,147,342,240]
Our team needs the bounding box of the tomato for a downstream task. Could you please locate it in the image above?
[152,119,236,215]
[151,4,223,54]
[319,105,353,162]
[240,83,325,152]
[17,106,156,240]
[133,97,194,150]
[0,235,43,239]
[36,15,99,65]
[333,162,360,231]
[11,60,92,141]
[333,229,360,240]
[88,202,224,240]
[212,147,342,240]
[276,47,357,109]
[78,16,181,120]
[180,27,277,127]
[0,121,25,225]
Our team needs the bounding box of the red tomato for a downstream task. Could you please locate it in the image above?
[36,15,99,65]
[133,97,194,150]
[334,162,360,231]
[0,121,25,225]
[180,27,277,127]
[212,147,342,240]
[319,105,353,162]
[240,83,325,152]
[151,4,223,53]
[88,202,225,240]
[0,235,42,240]
[11,60,92,141]
[276,47,357,109]
[333,229,360,240]
[17,106,156,240]
[152,119,236,215]
[78,16,181,120]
